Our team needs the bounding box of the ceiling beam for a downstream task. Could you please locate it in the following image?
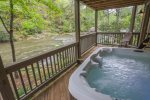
[90,2,144,10]
[80,0,146,10]
[82,0,145,5]
[86,1,144,7]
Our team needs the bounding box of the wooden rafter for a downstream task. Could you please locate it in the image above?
[93,2,142,10]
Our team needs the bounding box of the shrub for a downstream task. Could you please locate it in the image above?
[22,20,43,35]
[0,32,9,42]
[22,13,44,35]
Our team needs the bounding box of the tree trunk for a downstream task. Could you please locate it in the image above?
[10,0,18,78]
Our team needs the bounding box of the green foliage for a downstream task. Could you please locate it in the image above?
[98,6,143,32]
[0,0,143,40]
[80,5,95,32]
[0,0,61,36]
[22,21,38,35]
[18,87,25,97]
[22,13,45,35]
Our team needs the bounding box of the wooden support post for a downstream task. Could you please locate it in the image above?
[130,6,137,32]
[139,1,150,45]
[129,6,137,45]
[0,56,15,100]
[95,10,98,46]
[75,0,81,59]
[147,18,150,35]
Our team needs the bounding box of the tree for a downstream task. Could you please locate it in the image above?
[0,0,60,78]
[0,0,18,77]
[0,0,15,63]
[0,0,61,61]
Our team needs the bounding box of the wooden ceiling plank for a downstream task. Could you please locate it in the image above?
[82,0,144,4]
[84,0,144,5]
[92,3,142,10]
[89,1,144,8]
[79,0,146,10]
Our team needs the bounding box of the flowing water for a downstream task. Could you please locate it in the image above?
[86,51,150,100]
[0,33,75,65]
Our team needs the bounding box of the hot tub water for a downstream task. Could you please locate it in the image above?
[86,51,150,100]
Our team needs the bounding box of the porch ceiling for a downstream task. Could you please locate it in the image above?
[80,0,147,10]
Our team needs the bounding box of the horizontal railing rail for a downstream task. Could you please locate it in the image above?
[0,42,78,100]
[97,32,140,46]
[80,32,96,54]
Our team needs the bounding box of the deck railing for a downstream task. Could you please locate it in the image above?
[0,43,78,100]
[97,32,140,46]
[80,33,96,54]
[0,32,97,100]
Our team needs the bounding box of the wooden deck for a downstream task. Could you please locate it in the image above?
[32,46,100,100]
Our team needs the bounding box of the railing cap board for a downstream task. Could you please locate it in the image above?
[80,33,96,39]
[5,42,77,74]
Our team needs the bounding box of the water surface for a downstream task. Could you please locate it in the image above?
[86,52,150,100]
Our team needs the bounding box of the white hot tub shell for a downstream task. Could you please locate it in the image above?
[68,47,113,100]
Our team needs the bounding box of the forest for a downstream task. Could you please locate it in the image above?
[0,0,143,42]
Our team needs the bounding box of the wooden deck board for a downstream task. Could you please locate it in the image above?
[32,46,100,100]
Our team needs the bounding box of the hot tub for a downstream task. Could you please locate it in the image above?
[68,47,150,100]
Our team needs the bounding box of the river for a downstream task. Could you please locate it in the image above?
[0,33,75,66]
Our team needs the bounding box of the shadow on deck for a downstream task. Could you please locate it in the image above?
[32,46,100,100]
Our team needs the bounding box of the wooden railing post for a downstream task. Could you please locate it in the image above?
[137,33,140,46]
[0,56,15,100]
[95,10,98,46]
[75,0,81,59]
[130,6,137,33]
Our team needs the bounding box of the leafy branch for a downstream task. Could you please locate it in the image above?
[0,16,10,34]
